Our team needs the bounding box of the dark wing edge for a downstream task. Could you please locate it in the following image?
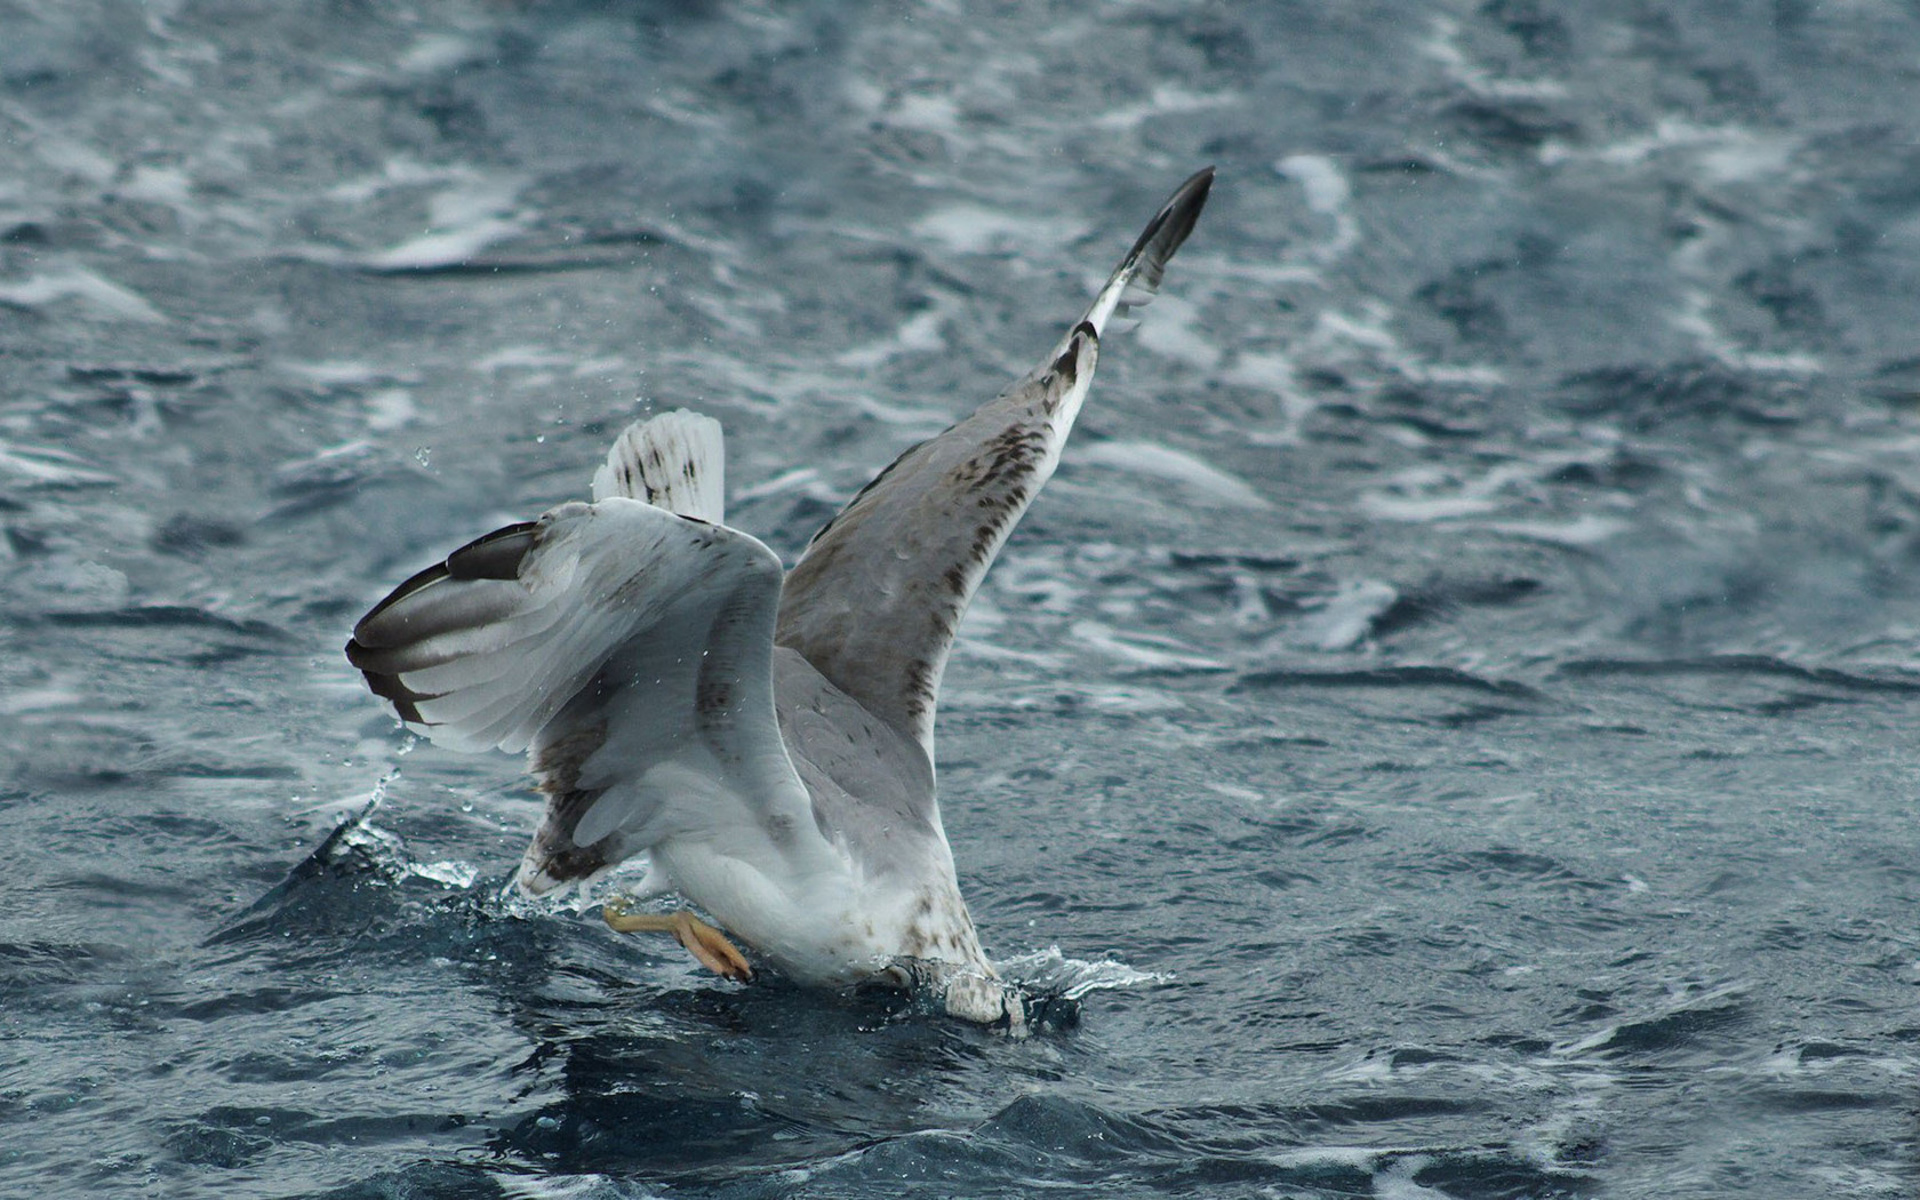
[346,521,542,724]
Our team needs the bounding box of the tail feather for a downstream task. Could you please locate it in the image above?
[592,409,726,522]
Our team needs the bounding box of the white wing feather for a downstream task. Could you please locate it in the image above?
[347,497,817,891]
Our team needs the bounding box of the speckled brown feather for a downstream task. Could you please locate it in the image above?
[775,168,1213,759]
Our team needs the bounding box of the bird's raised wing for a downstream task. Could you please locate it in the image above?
[774,167,1214,760]
[346,494,817,893]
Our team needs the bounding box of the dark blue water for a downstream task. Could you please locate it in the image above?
[3,2,1917,1196]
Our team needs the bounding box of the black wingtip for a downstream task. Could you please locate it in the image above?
[1091,167,1214,329]
[446,521,540,581]
[351,520,540,644]
[1121,166,1214,275]
[345,654,442,725]
[353,559,450,641]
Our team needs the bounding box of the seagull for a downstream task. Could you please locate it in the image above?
[345,168,1213,1029]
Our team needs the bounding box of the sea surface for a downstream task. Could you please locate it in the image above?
[3,2,1918,1197]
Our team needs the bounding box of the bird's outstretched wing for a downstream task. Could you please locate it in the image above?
[347,417,816,893]
[774,167,1214,759]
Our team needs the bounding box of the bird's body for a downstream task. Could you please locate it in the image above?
[346,168,1213,1027]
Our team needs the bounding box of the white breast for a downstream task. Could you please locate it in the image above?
[650,836,990,985]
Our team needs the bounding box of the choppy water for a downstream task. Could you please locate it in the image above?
[4,2,1919,1197]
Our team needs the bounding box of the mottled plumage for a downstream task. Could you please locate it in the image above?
[346,168,1213,1027]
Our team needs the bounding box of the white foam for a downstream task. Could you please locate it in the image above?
[408,859,479,889]
[1359,492,1501,522]
[18,559,130,610]
[843,393,949,432]
[1422,15,1568,101]
[1373,1155,1453,1200]
[1221,351,1319,438]
[1260,1146,1384,1171]
[325,173,530,270]
[1670,286,1826,375]
[886,91,963,134]
[362,216,522,271]
[835,293,956,369]
[1280,153,1350,215]
[1070,620,1228,670]
[0,269,165,322]
[911,206,1091,256]
[949,634,1068,670]
[278,439,375,473]
[325,158,472,204]
[1075,439,1269,509]
[25,125,116,183]
[494,1171,665,1200]
[0,687,85,715]
[1324,1052,1396,1085]
[281,359,392,386]
[1221,350,1298,396]
[1276,154,1359,263]
[1135,293,1223,369]
[0,440,117,487]
[1697,133,1797,185]
[1193,253,1327,289]
[1306,305,1505,387]
[1802,1165,1916,1199]
[1482,514,1630,546]
[364,388,416,431]
[1089,83,1236,131]
[476,346,577,373]
[1297,579,1400,651]
[121,164,193,206]
[729,467,832,506]
[1074,685,1190,714]
[994,946,1172,999]
[1359,461,1547,523]
[841,77,886,117]
[1552,980,1752,1060]
[397,34,479,75]
[1542,116,1799,186]
[427,178,523,229]
[569,356,628,378]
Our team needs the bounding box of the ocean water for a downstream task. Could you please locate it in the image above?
[3,2,1918,1197]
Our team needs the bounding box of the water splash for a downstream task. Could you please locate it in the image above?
[291,747,473,892]
[995,946,1173,1001]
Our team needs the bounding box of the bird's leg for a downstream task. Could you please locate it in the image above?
[602,900,753,982]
